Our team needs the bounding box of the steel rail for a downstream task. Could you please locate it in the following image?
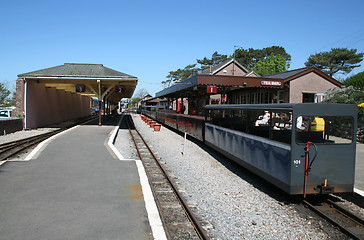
[126,118,172,240]
[303,198,364,240]
[0,116,98,161]
[326,198,364,226]
[0,130,60,150]
[126,117,172,239]
[126,115,210,240]
[0,129,64,161]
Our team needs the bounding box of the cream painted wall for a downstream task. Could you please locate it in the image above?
[215,62,247,76]
[26,82,91,129]
[289,72,339,103]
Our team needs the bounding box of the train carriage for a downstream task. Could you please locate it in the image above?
[142,103,357,195]
[205,103,357,195]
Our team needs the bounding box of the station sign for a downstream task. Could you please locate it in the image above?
[260,81,282,86]
[207,85,217,93]
[115,85,125,93]
[75,84,86,92]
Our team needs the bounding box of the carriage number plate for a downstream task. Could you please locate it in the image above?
[293,160,301,166]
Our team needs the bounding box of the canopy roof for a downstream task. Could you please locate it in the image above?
[18,63,138,103]
[155,67,342,99]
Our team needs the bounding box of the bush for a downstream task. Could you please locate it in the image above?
[324,86,364,121]
[343,71,364,89]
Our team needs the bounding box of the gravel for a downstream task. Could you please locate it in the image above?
[0,128,59,162]
[115,113,350,240]
[0,128,58,145]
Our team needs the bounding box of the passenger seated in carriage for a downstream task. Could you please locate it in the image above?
[255,111,270,126]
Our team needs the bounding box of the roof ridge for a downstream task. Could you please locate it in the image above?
[64,63,103,66]
[18,63,135,78]
[264,66,311,77]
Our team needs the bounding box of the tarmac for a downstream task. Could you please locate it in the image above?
[355,142,364,193]
[0,117,156,240]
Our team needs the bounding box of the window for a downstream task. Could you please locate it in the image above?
[296,116,353,144]
[264,92,272,103]
[252,92,264,104]
[302,93,315,103]
[314,93,326,103]
[277,90,284,103]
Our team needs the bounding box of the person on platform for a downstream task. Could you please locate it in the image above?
[179,103,186,114]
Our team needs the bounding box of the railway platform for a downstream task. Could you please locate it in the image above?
[356,143,364,193]
[0,116,157,240]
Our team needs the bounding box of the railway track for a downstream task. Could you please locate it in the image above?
[0,129,64,161]
[125,114,209,240]
[0,116,98,162]
[303,196,364,240]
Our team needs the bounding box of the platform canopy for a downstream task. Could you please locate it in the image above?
[18,63,138,103]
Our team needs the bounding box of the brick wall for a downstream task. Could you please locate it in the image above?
[14,78,24,119]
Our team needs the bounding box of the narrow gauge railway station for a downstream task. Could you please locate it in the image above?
[1,112,363,239]
[140,58,364,195]
[15,63,138,128]
[0,61,363,239]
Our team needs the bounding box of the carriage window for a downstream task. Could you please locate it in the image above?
[295,116,354,144]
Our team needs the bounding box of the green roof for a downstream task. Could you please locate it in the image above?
[18,63,136,79]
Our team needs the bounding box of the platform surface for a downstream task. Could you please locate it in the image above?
[0,119,153,240]
[356,143,364,192]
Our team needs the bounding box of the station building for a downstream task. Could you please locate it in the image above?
[153,58,343,116]
[15,63,137,129]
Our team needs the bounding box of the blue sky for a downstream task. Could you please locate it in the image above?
[1,0,364,96]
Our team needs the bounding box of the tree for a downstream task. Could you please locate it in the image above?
[165,64,199,85]
[0,82,11,107]
[254,54,290,76]
[164,51,228,85]
[129,97,140,108]
[234,46,291,70]
[180,64,199,81]
[305,48,363,77]
[133,88,150,99]
[163,47,291,85]
[196,51,228,71]
[343,71,364,89]
[165,68,183,85]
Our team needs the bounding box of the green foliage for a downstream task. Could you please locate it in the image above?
[305,48,363,77]
[165,52,227,86]
[133,88,150,99]
[180,64,199,80]
[196,51,228,71]
[343,71,364,89]
[162,46,291,88]
[0,82,11,107]
[234,46,291,70]
[128,98,139,108]
[254,54,290,76]
[324,86,364,120]
[165,64,199,86]
[164,47,291,86]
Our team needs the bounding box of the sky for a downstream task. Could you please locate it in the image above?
[1,0,364,97]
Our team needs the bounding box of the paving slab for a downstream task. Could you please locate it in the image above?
[0,121,153,240]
